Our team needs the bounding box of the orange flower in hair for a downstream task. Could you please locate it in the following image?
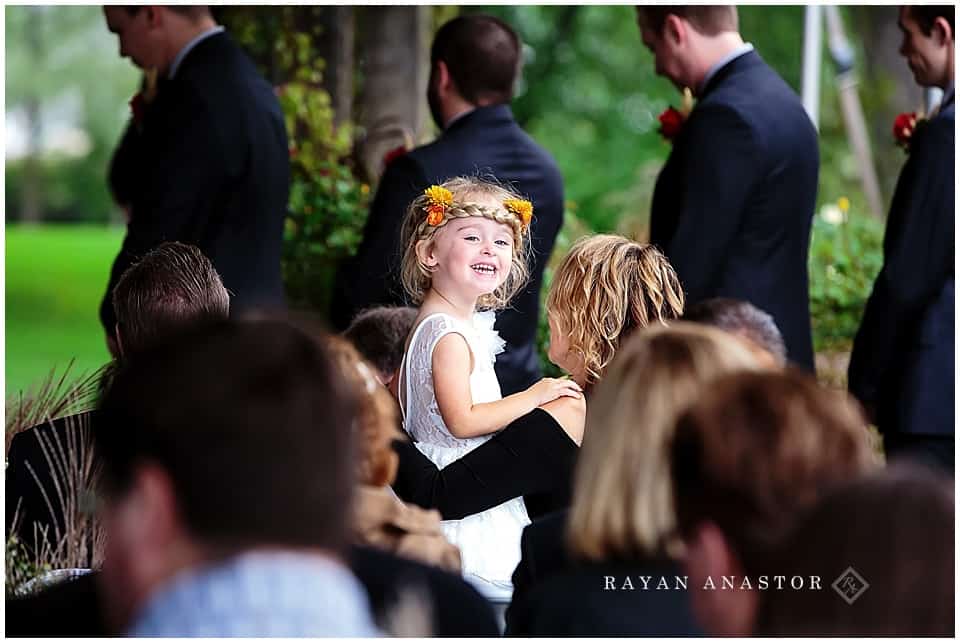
[504,199,533,230]
[423,185,453,226]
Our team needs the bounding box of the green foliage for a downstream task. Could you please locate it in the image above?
[808,208,884,352]
[221,7,370,316]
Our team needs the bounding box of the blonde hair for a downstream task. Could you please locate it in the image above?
[546,235,685,387]
[399,176,531,310]
[566,322,760,561]
[324,335,403,487]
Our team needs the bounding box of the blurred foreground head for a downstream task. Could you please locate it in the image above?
[670,369,880,635]
[755,464,954,636]
[94,318,357,629]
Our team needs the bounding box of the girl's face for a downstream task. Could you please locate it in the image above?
[425,211,515,302]
[547,312,584,379]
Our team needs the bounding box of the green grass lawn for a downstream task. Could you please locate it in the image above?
[6,224,124,397]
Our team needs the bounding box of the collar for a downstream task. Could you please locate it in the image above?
[168,26,225,79]
[941,82,955,111]
[443,103,514,134]
[697,43,754,96]
[444,106,476,129]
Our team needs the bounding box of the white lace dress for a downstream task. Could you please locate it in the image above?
[399,311,531,601]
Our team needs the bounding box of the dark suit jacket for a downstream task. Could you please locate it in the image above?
[330,104,565,394]
[848,96,955,437]
[391,408,579,520]
[100,31,290,336]
[650,50,819,370]
[6,412,98,563]
[505,511,699,635]
[5,548,498,637]
[506,558,701,636]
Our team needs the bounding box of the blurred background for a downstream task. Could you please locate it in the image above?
[5,5,927,397]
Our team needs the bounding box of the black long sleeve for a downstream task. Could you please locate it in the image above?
[391,408,578,520]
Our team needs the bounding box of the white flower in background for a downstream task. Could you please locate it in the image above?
[820,204,845,226]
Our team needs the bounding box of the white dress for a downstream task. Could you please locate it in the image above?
[399,311,531,601]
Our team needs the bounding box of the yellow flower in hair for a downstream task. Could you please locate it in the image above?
[504,199,533,229]
[424,185,453,226]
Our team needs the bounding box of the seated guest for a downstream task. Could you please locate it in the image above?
[683,297,787,368]
[754,465,953,636]
[506,323,759,635]
[324,334,461,572]
[343,305,419,388]
[92,320,377,636]
[5,241,229,563]
[670,370,880,635]
[392,235,684,521]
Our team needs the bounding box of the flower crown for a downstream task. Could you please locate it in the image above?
[422,185,533,231]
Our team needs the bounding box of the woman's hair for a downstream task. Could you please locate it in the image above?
[546,235,685,387]
[323,335,402,487]
[398,176,531,310]
[567,322,759,561]
[754,465,953,636]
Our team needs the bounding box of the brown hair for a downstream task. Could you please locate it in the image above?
[671,370,880,562]
[431,14,520,105]
[323,335,402,488]
[95,319,357,553]
[755,465,954,636]
[343,306,419,378]
[547,235,685,387]
[682,297,786,365]
[122,6,211,20]
[567,323,759,561]
[399,176,531,310]
[112,242,230,357]
[636,5,738,36]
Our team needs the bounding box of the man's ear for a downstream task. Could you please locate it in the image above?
[933,16,953,45]
[435,60,452,93]
[415,238,438,270]
[663,13,688,47]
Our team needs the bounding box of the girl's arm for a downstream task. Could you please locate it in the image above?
[432,333,581,439]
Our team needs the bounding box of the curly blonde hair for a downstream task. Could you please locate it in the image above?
[399,176,531,310]
[546,235,685,387]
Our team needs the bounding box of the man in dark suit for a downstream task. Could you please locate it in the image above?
[848,5,954,472]
[638,6,819,370]
[330,14,565,395]
[100,6,289,355]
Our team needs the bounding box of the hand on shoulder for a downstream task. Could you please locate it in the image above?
[539,394,586,446]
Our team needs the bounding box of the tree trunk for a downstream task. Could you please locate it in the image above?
[356,6,430,184]
[317,6,355,126]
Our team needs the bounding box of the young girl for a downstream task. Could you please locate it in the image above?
[397,177,581,599]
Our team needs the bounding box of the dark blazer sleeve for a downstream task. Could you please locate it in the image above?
[99,90,225,335]
[665,105,760,302]
[390,408,577,520]
[848,118,955,412]
[329,155,428,330]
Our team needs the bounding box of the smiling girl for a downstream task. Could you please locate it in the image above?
[396,177,581,599]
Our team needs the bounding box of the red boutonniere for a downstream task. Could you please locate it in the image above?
[657,87,695,142]
[382,145,407,168]
[892,111,926,153]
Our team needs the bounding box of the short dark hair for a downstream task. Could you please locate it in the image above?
[95,319,358,553]
[122,5,211,20]
[343,306,418,377]
[905,5,955,36]
[636,5,738,36]
[671,370,878,563]
[431,14,521,105]
[755,465,954,635]
[682,298,787,364]
[112,242,230,357]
